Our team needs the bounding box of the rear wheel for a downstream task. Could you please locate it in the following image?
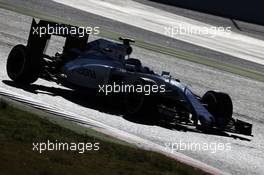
[201,90,233,128]
[6,44,41,84]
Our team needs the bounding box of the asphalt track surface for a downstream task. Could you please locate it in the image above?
[0,2,264,175]
[135,0,264,39]
[52,0,264,66]
[2,0,264,74]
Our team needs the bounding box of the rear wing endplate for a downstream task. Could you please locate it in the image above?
[26,18,89,58]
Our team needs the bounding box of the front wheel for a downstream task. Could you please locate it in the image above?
[122,79,158,117]
[201,90,233,128]
[123,80,145,115]
[6,44,41,84]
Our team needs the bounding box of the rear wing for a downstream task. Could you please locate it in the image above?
[26,18,89,58]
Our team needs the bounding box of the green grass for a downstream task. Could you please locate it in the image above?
[0,98,207,175]
[1,1,263,82]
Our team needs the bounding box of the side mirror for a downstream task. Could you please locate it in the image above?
[119,37,135,46]
[161,71,170,76]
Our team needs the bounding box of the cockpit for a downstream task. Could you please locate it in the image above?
[83,38,133,62]
[64,37,155,74]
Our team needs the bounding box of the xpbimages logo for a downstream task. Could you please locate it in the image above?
[164,25,232,38]
[32,140,100,153]
[164,141,231,154]
[98,82,166,95]
[32,24,100,37]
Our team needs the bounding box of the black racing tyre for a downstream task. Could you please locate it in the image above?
[6,44,41,84]
[201,90,233,128]
[123,80,145,115]
[123,91,145,115]
[123,93,159,123]
[123,92,159,121]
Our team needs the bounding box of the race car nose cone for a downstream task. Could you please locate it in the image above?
[199,115,214,128]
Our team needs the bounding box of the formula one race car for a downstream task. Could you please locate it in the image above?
[6,19,252,136]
